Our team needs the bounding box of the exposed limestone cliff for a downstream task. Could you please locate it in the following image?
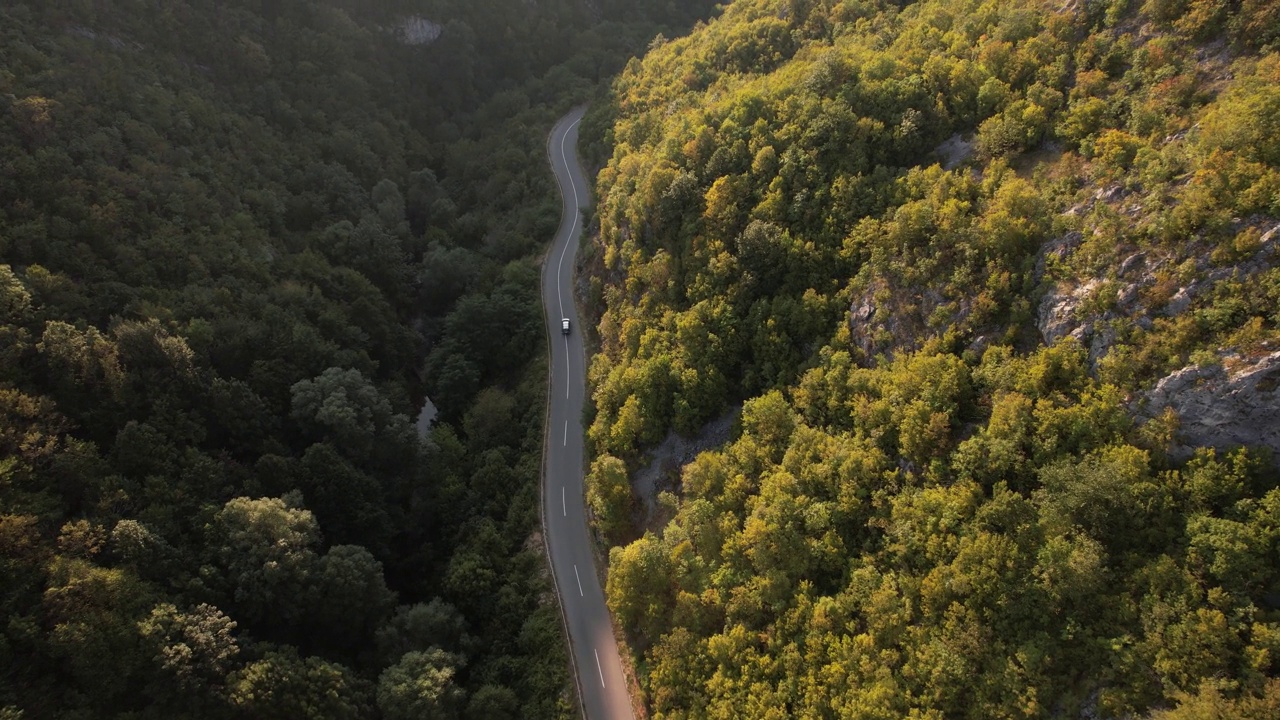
[1140,352,1280,457]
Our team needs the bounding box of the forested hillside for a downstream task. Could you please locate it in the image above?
[587,0,1280,716]
[0,0,717,718]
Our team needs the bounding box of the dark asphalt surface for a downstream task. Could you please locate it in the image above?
[541,108,635,720]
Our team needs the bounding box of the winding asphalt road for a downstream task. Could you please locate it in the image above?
[541,108,635,720]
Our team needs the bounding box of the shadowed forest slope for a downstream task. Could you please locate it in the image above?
[0,1,717,718]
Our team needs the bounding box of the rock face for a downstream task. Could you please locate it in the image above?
[397,17,442,45]
[1033,231,1101,351]
[1140,352,1280,457]
[1033,219,1279,368]
[1037,278,1098,345]
[847,283,960,362]
[935,134,974,169]
[631,409,737,530]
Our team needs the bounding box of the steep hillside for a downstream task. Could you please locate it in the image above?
[586,0,1280,716]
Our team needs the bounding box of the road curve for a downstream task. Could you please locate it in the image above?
[541,108,635,720]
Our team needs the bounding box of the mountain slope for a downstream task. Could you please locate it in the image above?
[585,0,1280,716]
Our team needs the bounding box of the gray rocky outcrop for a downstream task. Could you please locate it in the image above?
[1037,278,1098,346]
[397,17,442,45]
[1033,219,1279,367]
[847,282,963,362]
[1140,352,1280,457]
[935,134,974,170]
[631,409,737,530]
[1033,231,1083,283]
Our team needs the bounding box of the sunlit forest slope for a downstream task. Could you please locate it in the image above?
[586,0,1280,717]
[0,1,717,718]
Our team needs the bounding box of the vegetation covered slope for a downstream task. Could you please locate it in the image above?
[586,0,1280,716]
[0,1,717,718]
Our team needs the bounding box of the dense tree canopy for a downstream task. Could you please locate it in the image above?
[584,0,1280,717]
[0,0,721,718]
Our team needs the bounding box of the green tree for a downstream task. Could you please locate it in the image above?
[1151,679,1280,719]
[1200,56,1280,165]
[606,533,673,647]
[587,454,635,545]
[207,496,320,630]
[309,545,396,655]
[375,600,475,666]
[376,649,466,720]
[290,367,401,453]
[1154,608,1242,694]
[1036,445,1175,554]
[0,265,31,323]
[230,650,370,720]
[740,390,796,464]
[465,685,519,720]
[462,387,519,450]
[41,557,154,710]
[293,443,393,553]
[138,602,240,699]
[0,265,33,381]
